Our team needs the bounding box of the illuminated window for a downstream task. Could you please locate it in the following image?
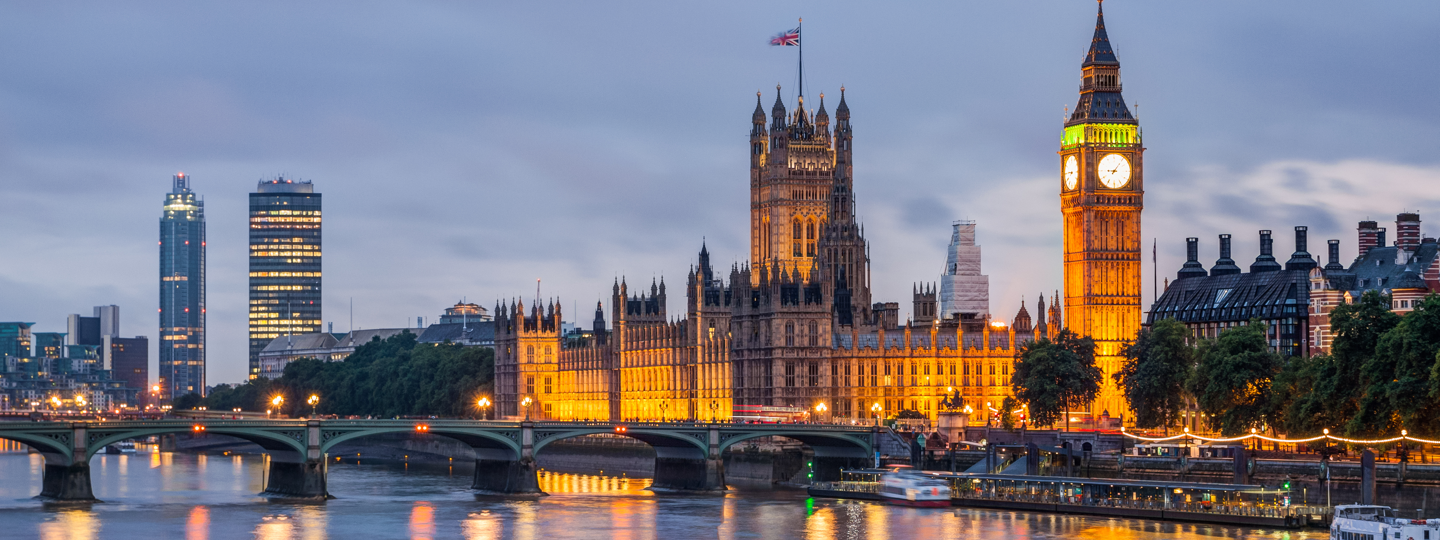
[527,377,535,394]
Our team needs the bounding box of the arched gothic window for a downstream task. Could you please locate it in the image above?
[785,322,795,347]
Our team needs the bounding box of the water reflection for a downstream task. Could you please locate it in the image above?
[0,452,1334,539]
[409,502,435,540]
[535,471,651,494]
[38,509,98,540]
[463,510,501,540]
[185,506,209,540]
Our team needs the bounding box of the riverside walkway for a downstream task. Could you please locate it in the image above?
[0,419,875,501]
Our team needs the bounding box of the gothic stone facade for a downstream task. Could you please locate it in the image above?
[495,87,1055,423]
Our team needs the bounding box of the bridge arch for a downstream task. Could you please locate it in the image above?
[531,427,709,456]
[717,431,872,456]
[85,427,308,461]
[0,432,73,462]
[319,427,522,461]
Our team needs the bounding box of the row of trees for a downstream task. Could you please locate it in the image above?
[182,331,494,418]
[1012,290,1440,437]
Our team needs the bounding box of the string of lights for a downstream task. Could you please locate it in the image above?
[1119,427,1440,446]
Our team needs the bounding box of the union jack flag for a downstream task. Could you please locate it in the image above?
[770,27,800,46]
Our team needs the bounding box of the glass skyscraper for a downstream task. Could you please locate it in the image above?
[248,177,322,378]
[159,173,206,399]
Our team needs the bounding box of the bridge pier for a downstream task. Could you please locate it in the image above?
[264,459,328,498]
[263,421,329,499]
[649,425,725,491]
[41,462,95,501]
[37,424,97,502]
[471,422,542,494]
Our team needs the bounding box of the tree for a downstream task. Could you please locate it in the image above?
[1332,290,1401,436]
[999,396,1021,431]
[172,392,202,410]
[1011,329,1101,431]
[1116,318,1195,430]
[896,409,926,420]
[1188,319,1283,435]
[1276,354,1332,435]
[201,332,495,418]
[200,378,276,412]
[1361,293,1440,437]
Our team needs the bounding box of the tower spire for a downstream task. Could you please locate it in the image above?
[1084,0,1118,67]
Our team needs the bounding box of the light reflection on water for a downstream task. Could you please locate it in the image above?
[0,450,1330,539]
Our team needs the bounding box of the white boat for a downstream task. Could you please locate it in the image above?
[118,441,136,453]
[1330,505,1437,540]
[877,467,951,508]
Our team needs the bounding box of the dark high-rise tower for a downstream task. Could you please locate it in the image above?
[248,177,322,378]
[160,173,206,399]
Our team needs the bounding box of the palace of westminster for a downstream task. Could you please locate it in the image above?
[494,5,1144,423]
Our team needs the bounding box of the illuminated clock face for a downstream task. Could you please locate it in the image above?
[1097,153,1131,189]
[1063,156,1078,190]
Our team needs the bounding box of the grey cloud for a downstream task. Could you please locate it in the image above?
[1,1,1437,383]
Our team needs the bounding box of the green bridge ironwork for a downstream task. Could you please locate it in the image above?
[0,419,876,501]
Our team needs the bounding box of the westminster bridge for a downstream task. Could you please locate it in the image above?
[0,419,876,501]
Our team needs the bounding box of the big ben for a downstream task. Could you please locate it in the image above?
[1060,1,1142,421]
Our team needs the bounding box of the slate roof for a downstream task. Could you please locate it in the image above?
[417,321,495,345]
[260,332,337,354]
[337,328,416,348]
[1334,242,1439,293]
[1149,269,1309,325]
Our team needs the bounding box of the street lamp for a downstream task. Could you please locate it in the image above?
[307,394,319,417]
[522,396,533,421]
[477,397,492,420]
[871,402,882,427]
[659,401,669,423]
[271,395,284,418]
[709,400,719,423]
[75,394,87,412]
[815,402,827,424]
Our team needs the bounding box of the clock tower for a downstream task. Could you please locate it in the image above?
[1059,1,1143,421]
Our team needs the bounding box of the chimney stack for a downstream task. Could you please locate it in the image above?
[1285,226,1318,271]
[1358,221,1380,257]
[1325,239,1345,272]
[1211,234,1241,276]
[1178,237,1208,280]
[1250,230,1282,273]
[1396,213,1421,251]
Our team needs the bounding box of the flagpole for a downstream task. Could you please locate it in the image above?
[797,18,803,101]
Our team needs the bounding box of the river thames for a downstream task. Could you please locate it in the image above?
[0,451,1326,539]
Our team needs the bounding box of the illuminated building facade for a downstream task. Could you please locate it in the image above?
[160,173,206,398]
[1059,3,1144,420]
[247,177,321,379]
[489,8,1180,424]
[494,87,1036,423]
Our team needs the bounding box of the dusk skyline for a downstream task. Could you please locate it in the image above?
[2,1,1437,386]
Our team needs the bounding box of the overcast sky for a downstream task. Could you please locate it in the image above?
[1,1,1437,386]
